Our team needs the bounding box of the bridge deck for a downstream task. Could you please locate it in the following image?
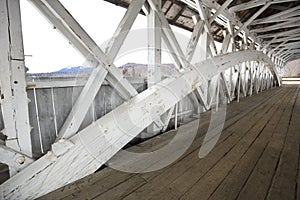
[40,85,300,200]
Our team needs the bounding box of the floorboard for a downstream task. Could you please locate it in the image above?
[39,85,300,200]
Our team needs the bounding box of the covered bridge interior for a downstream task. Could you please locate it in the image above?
[0,0,300,199]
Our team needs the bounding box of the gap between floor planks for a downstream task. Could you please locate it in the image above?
[39,86,298,200]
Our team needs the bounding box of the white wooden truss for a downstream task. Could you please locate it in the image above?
[1,0,297,199]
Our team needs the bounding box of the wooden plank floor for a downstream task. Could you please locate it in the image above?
[40,85,300,200]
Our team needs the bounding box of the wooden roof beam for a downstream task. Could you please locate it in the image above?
[252,4,300,25]
[229,0,298,13]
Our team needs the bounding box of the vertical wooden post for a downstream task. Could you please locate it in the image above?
[0,0,32,157]
[147,0,162,135]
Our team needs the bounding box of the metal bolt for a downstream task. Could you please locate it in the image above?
[16,156,25,165]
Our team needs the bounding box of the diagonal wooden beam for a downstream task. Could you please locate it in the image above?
[30,0,138,100]
[105,0,148,64]
[229,0,267,13]
[32,0,145,140]
[57,67,108,140]
[252,4,300,25]
[195,2,233,105]
[257,28,300,39]
[256,14,300,25]
[185,19,204,61]
[209,0,233,24]
[229,0,298,13]
[148,0,190,70]
[161,106,175,132]
[269,41,288,54]
[251,21,300,33]
[195,0,218,54]
[184,18,209,110]
[270,41,300,49]
[234,2,272,37]
[142,1,183,70]
[263,36,300,46]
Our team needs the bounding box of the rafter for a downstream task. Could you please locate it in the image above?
[229,0,268,13]
[251,21,300,33]
[270,41,300,49]
[252,4,300,25]
[229,0,298,13]
[262,36,300,46]
[257,27,300,39]
[234,2,272,37]
[180,0,263,48]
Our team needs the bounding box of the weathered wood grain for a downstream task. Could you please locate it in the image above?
[39,85,299,200]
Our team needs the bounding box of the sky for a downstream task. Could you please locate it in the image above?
[20,0,192,73]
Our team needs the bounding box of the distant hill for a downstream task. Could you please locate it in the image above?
[55,66,92,73]
[27,63,178,79]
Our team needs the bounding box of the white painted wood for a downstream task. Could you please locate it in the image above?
[26,80,87,89]
[180,0,262,46]
[57,67,108,140]
[263,36,300,46]
[230,0,297,13]
[209,0,233,24]
[252,4,300,25]
[195,87,209,110]
[147,0,162,87]
[195,4,231,107]
[185,19,204,62]
[221,34,231,54]
[0,0,18,153]
[148,0,189,70]
[251,21,300,33]
[0,0,32,158]
[161,106,175,132]
[0,50,279,199]
[275,47,294,57]
[45,0,139,98]
[184,18,209,111]
[271,41,300,50]
[220,72,232,101]
[105,0,147,64]
[0,0,286,198]
[207,75,219,108]
[215,76,220,111]
[257,27,300,39]
[262,36,279,51]
[29,0,138,100]
[147,0,162,135]
[161,31,183,70]
[174,103,178,130]
[33,0,148,140]
[229,0,268,12]
[255,15,300,25]
[234,2,272,37]
[0,145,33,176]
[269,42,288,55]
[195,0,218,54]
